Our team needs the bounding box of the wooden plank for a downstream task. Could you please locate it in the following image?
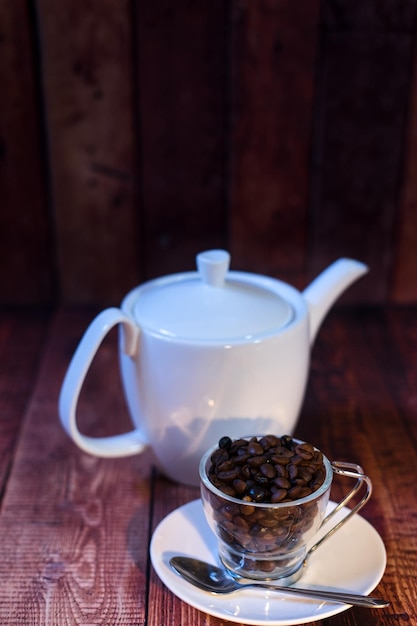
[0,1,53,305]
[229,0,321,289]
[322,1,417,31]
[391,42,417,302]
[148,307,417,623]
[135,0,229,278]
[308,2,416,304]
[37,1,142,305]
[0,311,50,494]
[385,307,417,391]
[1,306,417,623]
[0,309,151,623]
[148,474,201,626]
[298,307,417,618]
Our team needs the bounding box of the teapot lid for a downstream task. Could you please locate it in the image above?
[132,250,294,341]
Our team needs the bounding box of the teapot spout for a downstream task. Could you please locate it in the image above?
[303,258,368,345]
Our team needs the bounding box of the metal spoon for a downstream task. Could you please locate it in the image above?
[169,556,389,609]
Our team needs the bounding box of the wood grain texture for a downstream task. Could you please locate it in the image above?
[0,310,151,624]
[36,0,142,305]
[0,1,53,305]
[308,1,417,304]
[229,0,321,289]
[298,308,417,623]
[392,28,417,302]
[0,307,416,624]
[0,310,50,493]
[135,0,229,279]
[3,1,417,305]
[148,475,200,626]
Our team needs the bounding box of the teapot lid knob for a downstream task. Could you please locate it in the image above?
[196,249,230,287]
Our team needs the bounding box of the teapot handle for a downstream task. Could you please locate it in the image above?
[58,308,148,457]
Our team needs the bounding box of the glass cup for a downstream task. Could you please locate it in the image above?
[199,437,372,583]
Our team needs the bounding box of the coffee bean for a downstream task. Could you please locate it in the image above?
[254,473,269,485]
[217,459,235,472]
[233,478,247,494]
[217,484,237,497]
[273,476,291,490]
[247,454,268,468]
[270,488,288,503]
[281,434,293,449]
[275,464,289,478]
[205,435,329,577]
[217,468,241,483]
[219,436,232,450]
[271,455,291,466]
[247,485,269,502]
[260,434,279,449]
[260,463,276,479]
[233,515,250,530]
[247,441,265,456]
[211,448,229,465]
[260,559,277,572]
[208,435,325,505]
[240,502,255,516]
[298,467,313,483]
[295,442,315,460]
[234,453,251,465]
[241,465,251,479]
[288,463,298,480]
[288,485,311,499]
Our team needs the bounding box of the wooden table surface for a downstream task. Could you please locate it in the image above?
[0,306,416,625]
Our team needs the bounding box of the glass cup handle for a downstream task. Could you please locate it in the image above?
[307,461,373,559]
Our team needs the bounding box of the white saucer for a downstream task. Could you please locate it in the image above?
[150,499,386,626]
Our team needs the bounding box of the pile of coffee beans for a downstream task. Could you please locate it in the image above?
[207,434,326,504]
[202,435,329,575]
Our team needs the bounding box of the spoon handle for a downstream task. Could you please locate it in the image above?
[169,557,389,609]
[246,583,389,608]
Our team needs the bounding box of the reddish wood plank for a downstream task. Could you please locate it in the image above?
[0,310,152,623]
[308,3,416,303]
[229,0,321,289]
[392,48,417,301]
[36,1,142,305]
[148,475,202,626]
[135,0,229,278]
[0,310,50,493]
[298,308,417,621]
[0,1,53,305]
[147,307,417,624]
[322,1,417,31]
[1,307,417,624]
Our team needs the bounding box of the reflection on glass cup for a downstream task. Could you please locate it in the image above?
[199,437,372,582]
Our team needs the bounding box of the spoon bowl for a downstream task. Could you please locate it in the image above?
[169,556,389,609]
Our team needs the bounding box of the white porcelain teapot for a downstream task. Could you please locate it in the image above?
[59,250,367,485]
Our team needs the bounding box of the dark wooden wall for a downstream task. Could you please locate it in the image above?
[1,0,417,306]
